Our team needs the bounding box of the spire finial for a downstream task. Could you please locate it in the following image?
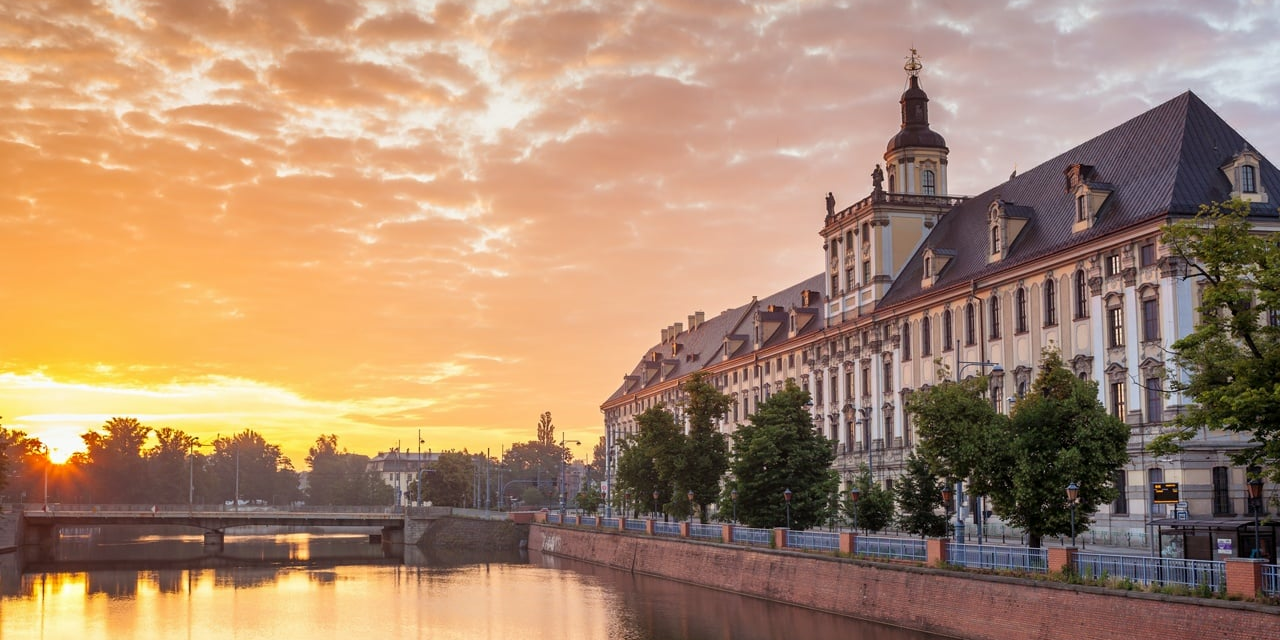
[904,48,922,78]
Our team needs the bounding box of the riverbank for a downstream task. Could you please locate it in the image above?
[531,524,1279,640]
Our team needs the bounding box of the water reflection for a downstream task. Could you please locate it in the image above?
[1,528,946,640]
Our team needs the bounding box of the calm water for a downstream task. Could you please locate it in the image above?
[0,528,945,640]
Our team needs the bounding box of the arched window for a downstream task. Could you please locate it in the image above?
[965,303,976,345]
[989,296,1001,339]
[1074,269,1089,319]
[922,169,936,195]
[921,316,932,356]
[889,173,896,193]
[902,320,912,360]
[1015,288,1028,333]
[1044,279,1058,326]
[942,309,954,349]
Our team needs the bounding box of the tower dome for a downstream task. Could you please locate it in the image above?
[885,74,948,154]
[882,49,949,196]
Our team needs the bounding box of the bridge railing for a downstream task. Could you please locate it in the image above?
[18,503,406,515]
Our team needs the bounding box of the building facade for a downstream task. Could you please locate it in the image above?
[601,55,1278,558]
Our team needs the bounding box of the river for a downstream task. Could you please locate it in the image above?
[0,527,948,639]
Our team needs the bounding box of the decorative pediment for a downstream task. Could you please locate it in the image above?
[987,198,1032,264]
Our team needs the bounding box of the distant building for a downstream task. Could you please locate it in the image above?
[368,450,439,506]
[601,52,1277,560]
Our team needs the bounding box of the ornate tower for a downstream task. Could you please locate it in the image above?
[884,49,949,196]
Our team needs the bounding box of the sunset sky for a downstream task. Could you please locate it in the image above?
[4,0,1279,467]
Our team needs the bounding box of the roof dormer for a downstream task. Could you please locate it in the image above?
[1065,164,1112,233]
[921,246,953,289]
[987,198,1031,264]
[1221,145,1268,204]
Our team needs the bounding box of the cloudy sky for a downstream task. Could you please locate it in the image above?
[3,0,1279,465]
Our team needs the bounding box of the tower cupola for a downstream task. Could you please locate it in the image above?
[883,49,950,196]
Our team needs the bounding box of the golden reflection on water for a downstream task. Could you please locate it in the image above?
[2,532,943,640]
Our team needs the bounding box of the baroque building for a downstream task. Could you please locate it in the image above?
[600,54,1277,558]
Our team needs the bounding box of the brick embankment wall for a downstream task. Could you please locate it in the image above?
[530,525,1280,640]
[420,517,527,551]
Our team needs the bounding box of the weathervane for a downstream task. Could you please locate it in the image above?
[904,48,922,77]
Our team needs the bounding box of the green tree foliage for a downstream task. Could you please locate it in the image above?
[502,441,566,500]
[587,436,606,483]
[895,452,948,538]
[0,424,46,501]
[844,466,895,532]
[145,427,201,504]
[614,405,681,518]
[905,374,1000,485]
[304,434,390,506]
[677,372,732,522]
[574,483,602,514]
[1153,199,1280,478]
[537,411,555,446]
[80,417,152,503]
[985,350,1130,547]
[207,430,299,505]
[420,451,475,507]
[723,381,837,529]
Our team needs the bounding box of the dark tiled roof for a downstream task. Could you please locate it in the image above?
[880,91,1280,308]
[604,273,825,404]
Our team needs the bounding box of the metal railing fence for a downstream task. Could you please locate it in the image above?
[786,530,839,551]
[689,523,722,540]
[948,543,1048,573]
[1074,553,1225,592]
[732,526,773,545]
[854,536,928,562]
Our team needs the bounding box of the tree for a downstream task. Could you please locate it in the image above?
[0,424,45,502]
[305,434,390,505]
[145,427,200,504]
[1152,199,1280,478]
[207,430,299,505]
[502,441,565,500]
[895,452,948,538]
[415,451,474,507]
[723,381,837,529]
[587,436,606,483]
[983,350,1130,547]
[676,372,732,522]
[80,417,152,503]
[844,465,895,532]
[905,372,1001,487]
[574,483,602,514]
[614,405,681,518]
[537,411,555,446]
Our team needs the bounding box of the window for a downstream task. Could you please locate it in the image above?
[1044,280,1058,326]
[1148,468,1165,516]
[831,273,839,294]
[1242,165,1257,193]
[1110,381,1127,419]
[921,317,932,356]
[1106,254,1121,277]
[883,360,893,390]
[846,264,855,289]
[1108,306,1125,347]
[902,321,912,361]
[991,226,1001,254]
[922,169,936,195]
[989,297,1001,339]
[861,365,871,397]
[1145,378,1163,422]
[764,361,770,375]
[1112,469,1128,515]
[1076,194,1087,222]
[788,354,794,369]
[965,303,976,345]
[1212,466,1232,516]
[1074,270,1088,319]
[1015,288,1028,333]
[862,260,871,284]
[942,310,953,349]
[1142,298,1159,342]
[845,371,854,398]
[1140,243,1156,267]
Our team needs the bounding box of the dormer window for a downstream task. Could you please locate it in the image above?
[1075,195,1087,222]
[987,199,1029,264]
[1221,147,1267,204]
[991,226,1001,254]
[921,247,953,289]
[1066,163,1113,233]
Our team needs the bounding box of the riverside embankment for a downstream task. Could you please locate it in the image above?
[530,524,1279,640]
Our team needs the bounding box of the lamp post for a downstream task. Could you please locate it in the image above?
[559,433,581,520]
[731,489,738,524]
[41,445,50,508]
[687,489,695,524]
[941,484,954,539]
[1066,482,1080,547]
[784,488,793,530]
[1248,478,1264,559]
[653,490,659,519]
[849,486,861,532]
[857,406,874,481]
[624,491,630,518]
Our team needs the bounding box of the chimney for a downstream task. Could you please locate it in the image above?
[674,322,684,335]
[661,328,670,343]
[695,311,705,326]
[688,314,696,330]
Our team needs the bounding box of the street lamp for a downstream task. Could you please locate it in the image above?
[1066,482,1080,547]
[857,406,874,480]
[849,486,861,532]
[653,490,660,519]
[941,484,954,540]
[559,433,581,520]
[687,489,695,524]
[1248,478,1264,559]
[784,488,793,530]
[731,489,738,524]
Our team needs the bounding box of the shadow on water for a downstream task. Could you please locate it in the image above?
[530,550,949,640]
